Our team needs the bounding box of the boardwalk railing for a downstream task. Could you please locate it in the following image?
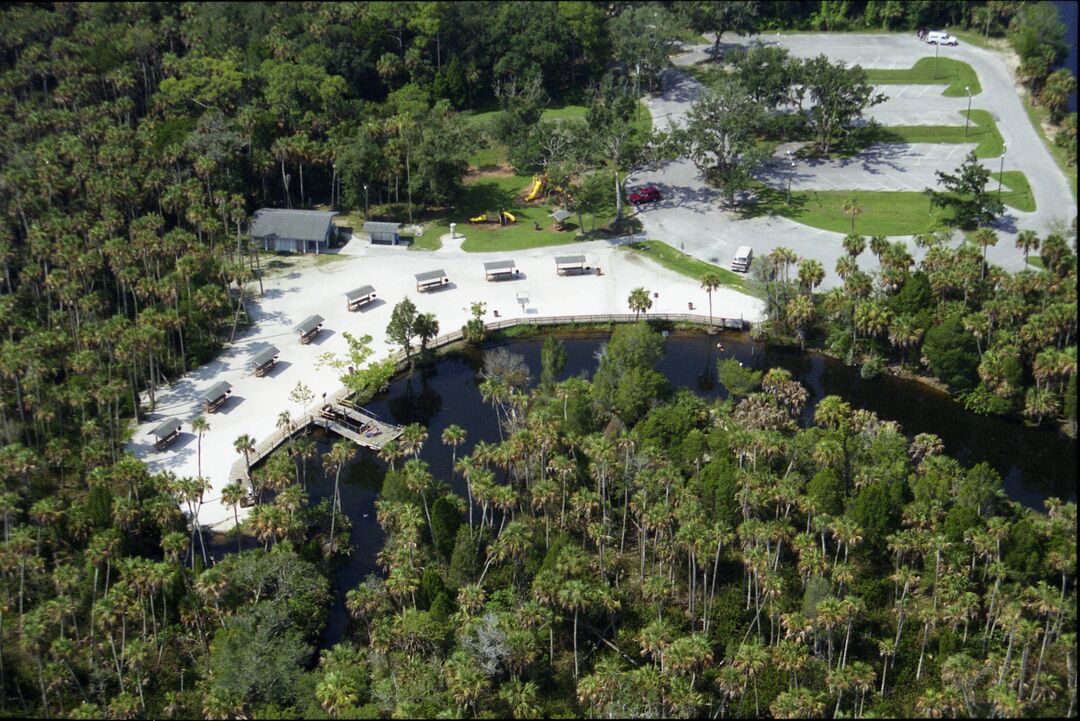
[385,313,749,368]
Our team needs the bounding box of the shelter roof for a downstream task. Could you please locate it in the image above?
[363,221,403,233]
[151,418,181,439]
[250,209,336,242]
[345,285,375,301]
[415,269,447,283]
[204,381,232,401]
[252,345,280,367]
[295,314,325,335]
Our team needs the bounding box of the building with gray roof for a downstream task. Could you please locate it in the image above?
[251,209,337,253]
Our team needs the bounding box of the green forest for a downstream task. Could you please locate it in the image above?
[0,1,1076,718]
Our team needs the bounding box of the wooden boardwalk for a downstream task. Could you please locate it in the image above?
[228,399,402,494]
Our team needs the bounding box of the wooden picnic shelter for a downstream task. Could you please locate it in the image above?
[151,418,182,450]
[484,259,517,281]
[415,269,448,292]
[555,255,588,275]
[252,345,280,376]
[295,314,325,344]
[203,381,232,413]
[345,285,376,311]
[551,209,573,229]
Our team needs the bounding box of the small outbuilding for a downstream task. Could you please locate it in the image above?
[484,259,517,281]
[345,285,376,311]
[551,209,573,229]
[251,209,337,253]
[555,255,588,275]
[252,345,280,377]
[203,381,232,413]
[151,418,182,450]
[364,221,403,245]
[295,315,325,344]
[416,269,448,292]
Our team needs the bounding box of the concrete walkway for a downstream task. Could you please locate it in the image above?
[128,238,764,530]
[631,33,1076,289]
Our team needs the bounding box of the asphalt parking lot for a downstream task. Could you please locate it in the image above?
[631,33,1075,289]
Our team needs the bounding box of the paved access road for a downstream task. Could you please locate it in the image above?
[631,33,1076,288]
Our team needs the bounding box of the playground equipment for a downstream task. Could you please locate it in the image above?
[468,210,517,225]
[523,176,544,201]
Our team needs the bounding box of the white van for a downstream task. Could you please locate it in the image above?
[730,246,753,273]
[926,31,958,45]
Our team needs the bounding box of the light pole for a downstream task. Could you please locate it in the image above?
[363,183,369,221]
[786,150,794,205]
[964,86,972,137]
[934,40,940,80]
[997,144,1005,201]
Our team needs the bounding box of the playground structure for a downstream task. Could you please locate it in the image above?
[468,210,517,225]
[523,176,544,201]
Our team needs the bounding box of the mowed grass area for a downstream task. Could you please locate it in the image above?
[751,174,1035,236]
[874,109,1004,157]
[1020,93,1078,202]
[620,240,749,292]
[423,174,601,253]
[464,103,653,168]
[865,57,982,97]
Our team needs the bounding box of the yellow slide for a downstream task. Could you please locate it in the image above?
[502,211,516,223]
[469,213,487,222]
[523,176,543,201]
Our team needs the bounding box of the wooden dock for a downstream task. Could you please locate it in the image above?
[228,399,402,496]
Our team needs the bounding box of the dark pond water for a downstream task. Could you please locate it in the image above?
[1054,0,1077,112]
[232,330,1076,647]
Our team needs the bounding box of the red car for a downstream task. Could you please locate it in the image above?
[630,186,661,204]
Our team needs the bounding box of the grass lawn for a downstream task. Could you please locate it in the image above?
[620,240,749,292]
[748,175,1035,236]
[864,56,981,97]
[423,174,603,253]
[682,63,730,87]
[874,109,1004,157]
[464,103,653,168]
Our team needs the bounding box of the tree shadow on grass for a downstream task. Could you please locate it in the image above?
[452,181,519,219]
[737,185,808,221]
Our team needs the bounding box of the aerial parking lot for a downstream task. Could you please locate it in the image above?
[631,32,1075,288]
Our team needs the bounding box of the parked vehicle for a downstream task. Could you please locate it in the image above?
[730,245,753,273]
[630,186,662,204]
[926,31,958,45]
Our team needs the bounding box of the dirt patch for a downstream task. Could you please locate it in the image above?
[466,163,517,180]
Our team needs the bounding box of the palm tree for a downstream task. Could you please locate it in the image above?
[191,416,209,479]
[628,287,652,320]
[220,481,247,553]
[733,640,770,715]
[402,458,434,528]
[233,433,256,496]
[323,439,357,556]
[1015,230,1039,264]
[316,670,358,718]
[842,232,866,258]
[841,198,862,233]
[399,422,428,459]
[700,273,723,329]
[378,439,403,471]
[441,424,467,480]
[559,579,594,678]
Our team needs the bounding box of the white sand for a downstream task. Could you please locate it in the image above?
[127,235,764,529]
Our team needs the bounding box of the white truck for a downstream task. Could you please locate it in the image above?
[926,31,958,45]
[730,246,753,273]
